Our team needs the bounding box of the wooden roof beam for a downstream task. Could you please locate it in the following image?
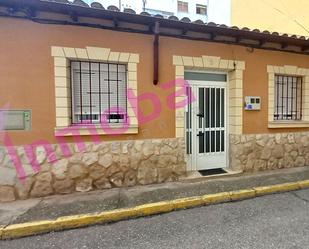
[113,18,118,28]
[209,32,216,40]
[235,36,242,43]
[69,11,78,22]
[6,6,18,15]
[182,28,188,35]
[301,46,309,52]
[25,7,36,18]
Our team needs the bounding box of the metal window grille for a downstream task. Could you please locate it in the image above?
[274,75,302,121]
[70,61,127,124]
[196,4,207,15]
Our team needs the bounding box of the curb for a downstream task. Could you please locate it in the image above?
[1,179,309,240]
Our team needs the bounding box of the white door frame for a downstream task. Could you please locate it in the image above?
[185,70,229,171]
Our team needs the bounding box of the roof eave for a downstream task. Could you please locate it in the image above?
[1,0,309,50]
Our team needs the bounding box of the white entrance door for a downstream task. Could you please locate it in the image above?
[185,78,228,171]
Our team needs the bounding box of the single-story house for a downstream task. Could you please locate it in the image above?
[1,0,309,201]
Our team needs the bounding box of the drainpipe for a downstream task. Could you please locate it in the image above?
[153,21,160,85]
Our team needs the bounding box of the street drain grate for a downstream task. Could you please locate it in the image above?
[198,168,227,176]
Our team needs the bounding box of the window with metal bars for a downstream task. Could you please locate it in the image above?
[177,1,188,13]
[196,4,207,15]
[274,75,302,121]
[71,61,127,124]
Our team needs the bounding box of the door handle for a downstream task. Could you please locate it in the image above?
[197,113,204,118]
[197,132,203,137]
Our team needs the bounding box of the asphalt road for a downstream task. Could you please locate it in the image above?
[1,189,309,249]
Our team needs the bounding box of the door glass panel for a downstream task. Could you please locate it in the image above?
[211,88,215,128]
[216,130,221,152]
[216,88,220,127]
[186,111,190,129]
[199,133,204,153]
[198,88,204,129]
[205,131,210,153]
[211,131,215,152]
[186,131,193,155]
[186,131,189,154]
[185,86,192,155]
[221,130,225,152]
[221,88,225,127]
[184,72,227,82]
[205,88,210,128]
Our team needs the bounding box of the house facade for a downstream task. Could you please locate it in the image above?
[1,0,309,202]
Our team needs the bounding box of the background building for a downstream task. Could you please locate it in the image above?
[79,0,309,36]
[231,0,309,36]
[84,0,231,24]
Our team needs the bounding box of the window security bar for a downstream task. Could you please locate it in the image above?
[274,75,302,121]
[71,61,128,124]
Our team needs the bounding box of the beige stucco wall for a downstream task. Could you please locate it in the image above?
[2,18,309,147]
[2,17,309,201]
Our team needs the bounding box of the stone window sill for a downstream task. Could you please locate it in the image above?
[268,121,309,128]
[54,124,138,137]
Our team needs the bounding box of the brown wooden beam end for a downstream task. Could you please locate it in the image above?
[6,7,17,15]
[209,32,216,40]
[281,43,288,49]
[235,36,241,43]
[25,7,36,18]
[259,40,266,46]
[182,28,188,35]
[69,11,78,22]
[113,18,118,28]
[301,46,309,52]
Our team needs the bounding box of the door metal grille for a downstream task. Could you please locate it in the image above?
[185,86,193,155]
[198,87,225,154]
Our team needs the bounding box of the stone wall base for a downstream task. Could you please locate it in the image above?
[0,138,186,202]
[230,132,309,172]
[2,132,309,202]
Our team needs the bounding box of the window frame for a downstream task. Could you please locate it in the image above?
[52,46,139,136]
[70,60,128,125]
[196,4,207,16]
[267,65,309,128]
[273,74,303,121]
[177,1,189,13]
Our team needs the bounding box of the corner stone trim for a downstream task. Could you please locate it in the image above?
[0,138,186,202]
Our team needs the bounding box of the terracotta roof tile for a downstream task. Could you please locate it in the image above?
[43,0,309,41]
[1,0,309,50]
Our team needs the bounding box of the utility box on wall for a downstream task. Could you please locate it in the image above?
[0,110,31,131]
[244,96,261,110]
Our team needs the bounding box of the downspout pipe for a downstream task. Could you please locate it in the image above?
[153,21,160,85]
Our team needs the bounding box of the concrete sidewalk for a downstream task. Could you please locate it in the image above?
[1,166,309,227]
